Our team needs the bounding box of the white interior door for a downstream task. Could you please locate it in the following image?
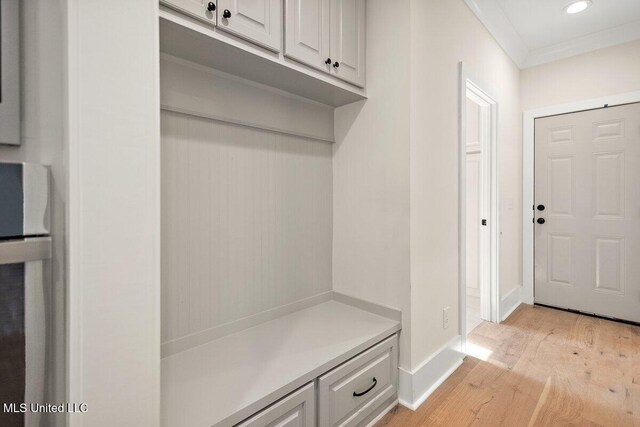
[465,94,491,331]
[466,151,482,299]
[284,0,331,71]
[217,0,282,52]
[466,98,483,301]
[534,102,640,323]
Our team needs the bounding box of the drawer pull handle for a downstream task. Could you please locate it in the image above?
[353,377,377,397]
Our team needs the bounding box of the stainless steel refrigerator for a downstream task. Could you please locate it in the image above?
[0,162,50,427]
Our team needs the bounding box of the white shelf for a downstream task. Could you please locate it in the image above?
[161,300,400,427]
[159,7,368,107]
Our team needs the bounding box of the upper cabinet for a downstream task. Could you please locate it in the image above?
[161,0,217,25]
[285,0,365,87]
[159,0,367,105]
[217,0,282,52]
[330,0,365,87]
[284,0,331,73]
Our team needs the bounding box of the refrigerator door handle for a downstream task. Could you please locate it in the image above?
[0,237,52,265]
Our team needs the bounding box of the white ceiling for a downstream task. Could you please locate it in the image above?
[466,0,640,68]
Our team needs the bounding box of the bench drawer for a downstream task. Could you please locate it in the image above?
[236,382,315,427]
[318,335,398,427]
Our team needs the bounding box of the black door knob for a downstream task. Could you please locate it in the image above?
[207,2,216,11]
[537,218,546,224]
[325,58,332,65]
[333,61,340,68]
[537,204,545,211]
[223,9,231,18]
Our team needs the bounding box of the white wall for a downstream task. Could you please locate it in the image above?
[66,0,160,425]
[0,1,66,425]
[521,39,640,110]
[409,0,522,367]
[333,0,412,368]
[161,110,333,347]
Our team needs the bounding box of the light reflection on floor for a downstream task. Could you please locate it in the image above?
[465,342,492,361]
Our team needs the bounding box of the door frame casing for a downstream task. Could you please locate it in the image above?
[459,62,500,350]
[522,90,640,305]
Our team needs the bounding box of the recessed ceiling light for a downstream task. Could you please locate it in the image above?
[564,0,592,14]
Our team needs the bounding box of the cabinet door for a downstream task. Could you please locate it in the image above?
[284,0,331,72]
[161,0,216,25]
[237,382,316,427]
[217,0,282,52]
[330,0,365,87]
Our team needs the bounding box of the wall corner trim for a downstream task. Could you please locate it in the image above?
[500,286,523,322]
[331,291,402,322]
[397,335,464,411]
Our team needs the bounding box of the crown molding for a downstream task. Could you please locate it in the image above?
[523,20,640,68]
[464,0,529,68]
[465,0,640,69]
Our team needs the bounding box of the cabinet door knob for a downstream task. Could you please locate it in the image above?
[325,58,332,65]
[537,218,546,224]
[223,9,231,18]
[207,2,216,11]
[333,61,340,68]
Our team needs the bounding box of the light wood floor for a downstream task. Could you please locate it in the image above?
[377,304,640,427]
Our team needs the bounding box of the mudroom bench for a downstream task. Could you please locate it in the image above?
[161,296,401,427]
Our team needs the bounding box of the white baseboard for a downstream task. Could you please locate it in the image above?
[500,286,523,322]
[398,335,464,411]
[332,291,402,322]
[161,291,332,357]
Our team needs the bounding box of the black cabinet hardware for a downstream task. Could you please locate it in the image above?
[333,61,340,68]
[537,204,545,211]
[223,9,231,18]
[325,58,332,65]
[207,2,216,11]
[537,218,545,224]
[353,377,377,397]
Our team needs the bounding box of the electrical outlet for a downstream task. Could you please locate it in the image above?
[443,307,450,329]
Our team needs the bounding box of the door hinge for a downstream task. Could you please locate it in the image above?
[481,219,487,226]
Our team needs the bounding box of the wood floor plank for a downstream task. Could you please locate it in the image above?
[377,305,640,427]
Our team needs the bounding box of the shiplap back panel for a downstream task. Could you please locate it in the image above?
[161,110,333,344]
[160,55,335,143]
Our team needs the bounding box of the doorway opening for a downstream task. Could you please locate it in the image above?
[458,63,499,347]
[465,91,490,333]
